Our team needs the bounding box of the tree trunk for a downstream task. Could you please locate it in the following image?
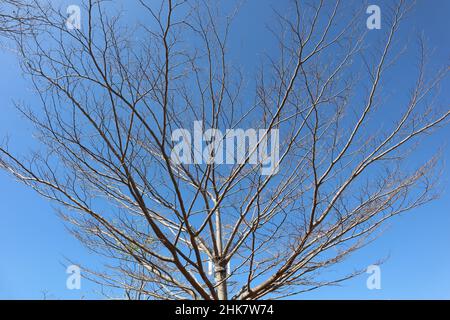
[214,264,228,300]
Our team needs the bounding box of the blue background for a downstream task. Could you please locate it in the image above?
[0,0,449,299]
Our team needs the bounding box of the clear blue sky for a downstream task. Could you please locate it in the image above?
[0,0,449,299]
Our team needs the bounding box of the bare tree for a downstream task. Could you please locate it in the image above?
[0,0,448,300]
[0,0,45,36]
